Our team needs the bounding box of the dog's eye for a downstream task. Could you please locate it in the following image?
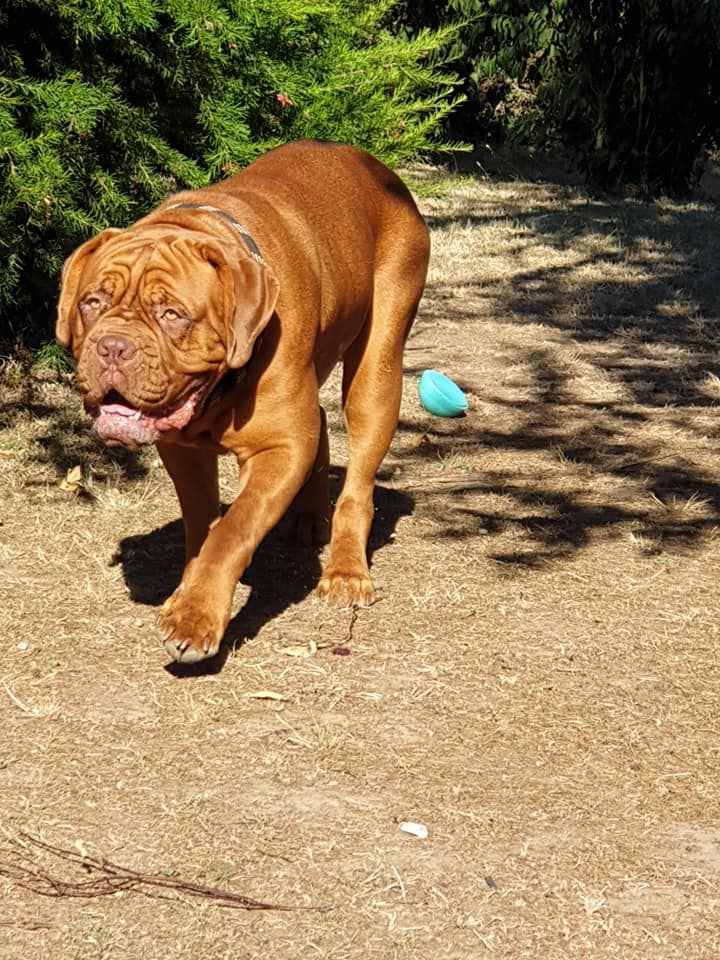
[158,308,191,337]
[83,296,102,311]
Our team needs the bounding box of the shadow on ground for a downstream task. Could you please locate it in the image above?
[0,372,150,481]
[114,469,414,675]
[5,163,720,571]
[404,172,720,565]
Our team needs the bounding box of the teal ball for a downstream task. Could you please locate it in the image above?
[418,369,468,418]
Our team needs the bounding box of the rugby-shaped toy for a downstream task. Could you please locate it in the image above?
[418,369,468,417]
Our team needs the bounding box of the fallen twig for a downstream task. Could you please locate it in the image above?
[0,834,317,912]
[0,918,52,930]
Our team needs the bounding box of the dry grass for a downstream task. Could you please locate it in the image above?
[3,154,720,957]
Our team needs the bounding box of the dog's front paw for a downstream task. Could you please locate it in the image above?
[157,587,229,663]
[317,563,375,607]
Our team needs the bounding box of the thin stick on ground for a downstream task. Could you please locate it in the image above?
[0,918,53,930]
[0,834,320,912]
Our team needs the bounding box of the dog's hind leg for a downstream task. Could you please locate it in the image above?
[317,232,429,606]
[290,405,331,547]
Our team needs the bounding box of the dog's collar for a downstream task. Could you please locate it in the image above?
[166,202,265,265]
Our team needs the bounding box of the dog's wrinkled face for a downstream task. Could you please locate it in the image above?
[57,227,279,449]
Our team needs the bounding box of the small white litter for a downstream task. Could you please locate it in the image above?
[399,821,429,840]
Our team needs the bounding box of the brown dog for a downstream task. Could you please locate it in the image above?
[57,140,430,663]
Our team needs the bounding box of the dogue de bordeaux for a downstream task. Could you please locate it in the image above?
[57,139,430,663]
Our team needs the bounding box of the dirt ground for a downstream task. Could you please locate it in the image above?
[2,157,720,958]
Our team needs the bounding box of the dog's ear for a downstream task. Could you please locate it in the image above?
[203,243,280,369]
[56,229,122,348]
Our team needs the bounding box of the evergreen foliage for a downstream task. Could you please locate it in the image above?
[0,0,461,344]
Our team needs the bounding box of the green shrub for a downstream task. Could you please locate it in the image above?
[0,0,461,345]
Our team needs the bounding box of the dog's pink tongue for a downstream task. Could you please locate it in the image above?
[94,395,197,448]
[95,401,158,448]
[94,411,158,448]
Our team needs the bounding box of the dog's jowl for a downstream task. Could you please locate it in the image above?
[57,140,430,663]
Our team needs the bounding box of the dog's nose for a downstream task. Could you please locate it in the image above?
[97,334,137,365]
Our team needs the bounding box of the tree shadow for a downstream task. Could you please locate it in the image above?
[9,161,720,594]
[0,373,150,481]
[403,175,720,566]
[113,468,414,676]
